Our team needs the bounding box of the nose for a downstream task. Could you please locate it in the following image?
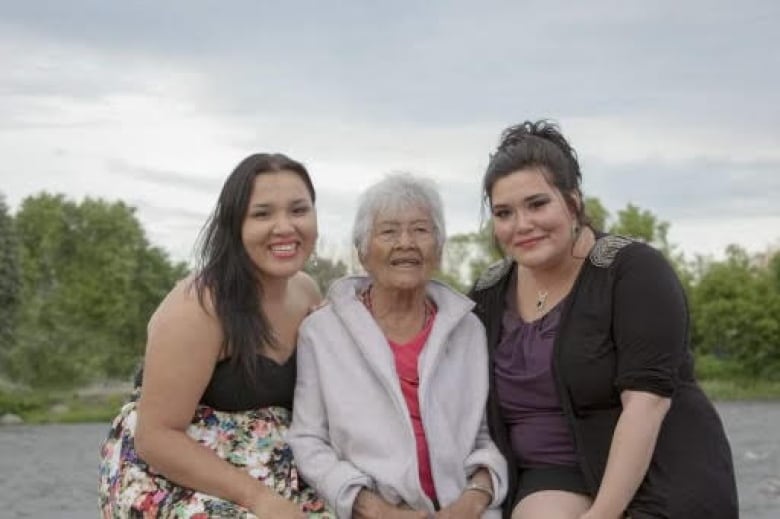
[512,208,534,234]
[272,214,295,234]
[395,228,415,248]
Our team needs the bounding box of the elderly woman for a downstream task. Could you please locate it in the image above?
[288,173,507,518]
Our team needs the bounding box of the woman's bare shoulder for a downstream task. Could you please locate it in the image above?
[148,273,218,334]
[291,271,323,308]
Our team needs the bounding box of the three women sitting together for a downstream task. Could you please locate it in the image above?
[99,121,738,518]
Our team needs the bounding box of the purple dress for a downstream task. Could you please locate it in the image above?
[494,280,577,468]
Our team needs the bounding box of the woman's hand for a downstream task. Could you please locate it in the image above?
[435,468,492,518]
[353,489,429,518]
[250,491,306,519]
[434,490,489,518]
[356,503,428,519]
[386,509,430,519]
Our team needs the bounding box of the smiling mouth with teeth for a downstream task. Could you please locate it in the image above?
[270,243,298,257]
[389,258,422,266]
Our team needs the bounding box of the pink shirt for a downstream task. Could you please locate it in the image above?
[388,311,437,502]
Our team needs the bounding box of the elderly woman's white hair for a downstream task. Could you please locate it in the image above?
[352,172,446,258]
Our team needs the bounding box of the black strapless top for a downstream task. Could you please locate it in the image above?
[200,354,296,412]
[134,353,296,412]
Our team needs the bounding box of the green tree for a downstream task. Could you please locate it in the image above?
[9,193,187,387]
[584,196,609,232]
[441,226,502,292]
[305,256,348,295]
[608,203,670,250]
[0,194,21,373]
[11,193,85,386]
[606,203,688,279]
[768,249,780,290]
[689,245,780,378]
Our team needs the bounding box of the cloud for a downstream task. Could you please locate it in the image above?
[4,1,778,127]
[669,216,780,258]
[583,156,780,220]
[125,198,209,263]
[1,0,778,262]
[107,160,220,194]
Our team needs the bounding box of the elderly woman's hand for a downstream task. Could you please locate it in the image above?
[433,491,488,518]
[434,468,492,518]
[388,509,430,519]
[353,489,430,519]
[354,503,429,519]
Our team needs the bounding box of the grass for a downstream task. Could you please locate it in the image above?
[0,387,129,424]
[695,354,780,401]
[700,378,780,401]
[2,372,778,425]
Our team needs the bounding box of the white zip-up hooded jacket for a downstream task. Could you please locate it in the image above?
[288,276,507,518]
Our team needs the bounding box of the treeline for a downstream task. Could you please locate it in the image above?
[0,193,188,388]
[1,192,778,390]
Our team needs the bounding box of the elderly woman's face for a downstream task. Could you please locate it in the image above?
[362,205,439,292]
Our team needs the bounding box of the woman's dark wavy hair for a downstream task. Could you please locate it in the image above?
[482,119,587,226]
[195,153,315,380]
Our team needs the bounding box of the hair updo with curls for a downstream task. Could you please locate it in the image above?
[482,119,587,226]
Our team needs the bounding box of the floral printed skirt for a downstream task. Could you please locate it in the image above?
[98,398,332,518]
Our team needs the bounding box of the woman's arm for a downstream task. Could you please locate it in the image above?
[582,244,685,518]
[581,390,670,519]
[134,280,302,518]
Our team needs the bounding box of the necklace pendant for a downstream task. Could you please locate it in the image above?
[535,290,548,312]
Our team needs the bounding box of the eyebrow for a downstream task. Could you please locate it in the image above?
[492,193,550,207]
[524,193,550,203]
[248,197,311,209]
[375,218,432,226]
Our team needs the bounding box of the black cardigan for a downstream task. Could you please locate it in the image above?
[470,235,738,519]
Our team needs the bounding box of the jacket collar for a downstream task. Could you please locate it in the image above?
[327,275,475,398]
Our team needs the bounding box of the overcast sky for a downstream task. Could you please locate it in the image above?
[1,0,778,264]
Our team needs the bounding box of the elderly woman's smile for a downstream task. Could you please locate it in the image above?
[389,256,422,267]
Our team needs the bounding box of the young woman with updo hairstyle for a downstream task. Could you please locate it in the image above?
[470,121,738,519]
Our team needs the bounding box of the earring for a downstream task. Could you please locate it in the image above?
[308,249,319,269]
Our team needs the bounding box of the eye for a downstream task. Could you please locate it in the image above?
[251,210,269,218]
[528,198,550,210]
[492,208,511,219]
[377,228,399,241]
[292,205,310,215]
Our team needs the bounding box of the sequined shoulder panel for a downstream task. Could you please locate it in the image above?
[474,257,513,291]
[589,235,635,268]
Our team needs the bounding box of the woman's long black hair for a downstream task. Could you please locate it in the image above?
[195,153,315,380]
